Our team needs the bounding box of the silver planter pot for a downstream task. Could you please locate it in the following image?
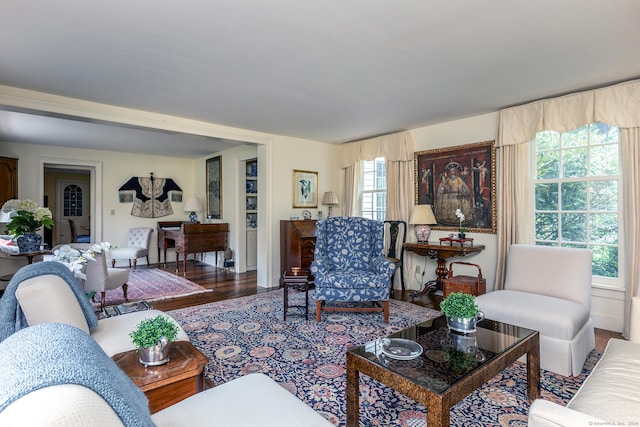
[446,311,484,334]
[138,337,172,366]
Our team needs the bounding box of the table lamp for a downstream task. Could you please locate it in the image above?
[184,197,203,223]
[322,191,339,217]
[409,204,437,242]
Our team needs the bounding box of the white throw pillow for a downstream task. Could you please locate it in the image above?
[16,274,90,334]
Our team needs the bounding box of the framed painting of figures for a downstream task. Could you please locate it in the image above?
[414,140,496,233]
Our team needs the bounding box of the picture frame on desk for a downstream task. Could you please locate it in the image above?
[206,155,222,219]
[414,140,496,234]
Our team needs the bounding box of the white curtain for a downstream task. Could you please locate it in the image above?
[494,142,530,289]
[496,78,640,337]
[621,127,640,338]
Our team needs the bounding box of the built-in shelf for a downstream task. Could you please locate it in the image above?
[245,158,258,270]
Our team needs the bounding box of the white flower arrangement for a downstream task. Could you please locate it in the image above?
[1,199,54,237]
[51,242,113,279]
[455,209,467,233]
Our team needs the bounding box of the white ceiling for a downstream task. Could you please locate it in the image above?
[1,0,639,158]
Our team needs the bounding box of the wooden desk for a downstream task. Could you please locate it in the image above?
[157,221,229,275]
[403,242,485,295]
[112,341,209,414]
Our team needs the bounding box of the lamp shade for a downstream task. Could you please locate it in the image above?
[0,210,12,223]
[322,191,339,206]
[322,191,339,217]
[184,197,204,222]
[409,205,437,242]
[184,197,204,212]
[409,205,436,225]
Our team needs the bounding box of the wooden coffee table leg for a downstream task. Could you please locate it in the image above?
[527,335,541,401]
[346,356,360,427]
[283,284,288,320]
[426,401,448,427]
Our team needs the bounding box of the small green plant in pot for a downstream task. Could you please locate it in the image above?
[129,315,179,366]
[440,292,484,334]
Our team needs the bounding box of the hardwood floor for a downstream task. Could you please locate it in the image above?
[148,261,622,353]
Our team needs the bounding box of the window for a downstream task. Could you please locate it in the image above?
[360,157,386,220]
[63,184,84,217]
[533,123,621,285]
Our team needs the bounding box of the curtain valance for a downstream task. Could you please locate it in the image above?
[499,79,640,147]
[340,131,414,168]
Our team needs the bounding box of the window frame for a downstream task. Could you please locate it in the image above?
[530,123,623,287]
[359,157,387,221]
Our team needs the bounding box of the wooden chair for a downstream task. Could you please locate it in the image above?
[384,220,407,297]
[68,219,90,243]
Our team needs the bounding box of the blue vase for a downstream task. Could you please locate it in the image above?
[16,232,42,253]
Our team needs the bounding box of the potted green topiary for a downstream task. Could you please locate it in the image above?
[439,292,484,334]
[129,315,179,366]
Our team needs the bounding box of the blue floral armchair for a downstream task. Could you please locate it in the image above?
[311,216,395,322]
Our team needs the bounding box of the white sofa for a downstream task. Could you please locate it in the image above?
[475,244,595,376]
[15,269,189,357]
[528,296,640,426]
[0,266,334,426]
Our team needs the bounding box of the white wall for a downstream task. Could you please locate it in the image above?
[1,134,341,291]
[408,112,624,332]
[1,141,195,265]
[268,137,341,286]
[1,108,625,330]
[408,113,500,291]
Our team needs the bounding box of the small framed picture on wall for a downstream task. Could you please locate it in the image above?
[292,169,318,208]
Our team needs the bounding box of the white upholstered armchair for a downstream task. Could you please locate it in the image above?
[109,227,153,269]
[475,244,595,376]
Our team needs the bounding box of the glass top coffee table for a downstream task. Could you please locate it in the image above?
[346,316,540,427]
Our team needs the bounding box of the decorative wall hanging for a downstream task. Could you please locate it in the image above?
[292,169,318,208]
[414,140,496,234]
[118,173,183,218]
[206,156,222,219]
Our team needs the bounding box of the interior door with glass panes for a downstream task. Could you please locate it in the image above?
[57,180,90,244]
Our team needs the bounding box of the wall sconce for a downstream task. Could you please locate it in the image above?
[409,204,437,242]
[184,197,204,223]
[322,191,339,217]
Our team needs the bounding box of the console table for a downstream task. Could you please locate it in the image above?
[157,221,229,275]
[403,242,485,296]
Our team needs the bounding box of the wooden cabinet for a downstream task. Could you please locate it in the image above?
[0,157,18,207]
[280,220,317,284]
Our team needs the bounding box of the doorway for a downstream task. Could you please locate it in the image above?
[56,179,90,243]
[41,159,101,247]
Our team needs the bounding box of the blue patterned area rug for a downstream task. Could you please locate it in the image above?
[168,290,598,426]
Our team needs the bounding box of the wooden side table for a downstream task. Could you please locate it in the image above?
[282,268,311,320]
[403,242,485,296]
[112,341,209,414]
[1,250,51,282]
